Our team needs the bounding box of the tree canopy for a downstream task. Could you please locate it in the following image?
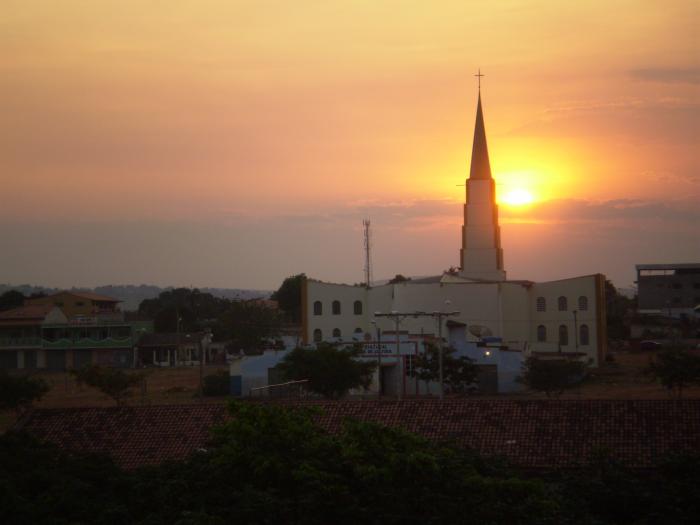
[646,347,700,399]
[519,357,587,398]
[72,365,143,406]
[1,401,700,524]
[0,290,25,312]
[409,342,479,394]
[271,273,305,323]
[278,343,376,399]
[0,372,49,412]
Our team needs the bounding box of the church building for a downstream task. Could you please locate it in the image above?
[301,89,607,367]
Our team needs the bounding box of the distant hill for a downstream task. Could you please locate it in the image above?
[0,284,272,312]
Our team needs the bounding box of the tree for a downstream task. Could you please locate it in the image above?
[388,274,411,284]
[410,342,479,394]
[0,290,25,312]
[0,372,49,412]
[138,288,227,333]
[519,357,586,398]
[72,365,143,406]
[605,279,635,341]
[277,343,376,399]
[271,273,305,323]
[646,347,700,399]
[215,300,281,354]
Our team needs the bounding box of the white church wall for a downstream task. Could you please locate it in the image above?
[499,283,532,343]
[529,275,605,365]
[304,280,370,343]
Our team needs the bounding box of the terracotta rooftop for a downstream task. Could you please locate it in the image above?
[16,399,700,470]
[25,291,120,303]
[0,304,54,321]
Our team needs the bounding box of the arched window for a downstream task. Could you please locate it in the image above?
[578,296,588,311]
[536,297,546,312]
[313,301,322,316]
[537,325,547,342]
[558,325,569,346]
[332,300,341,315]
[313,329,322,342]
[332,328,341,338]
[580,324,590,346]
[558,296,568,311]
[354,327,363,334]
[353,300,363,315]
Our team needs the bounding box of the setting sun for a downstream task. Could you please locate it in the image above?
[500,188,535,206]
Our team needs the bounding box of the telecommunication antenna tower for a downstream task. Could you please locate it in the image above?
[363,219,372,288]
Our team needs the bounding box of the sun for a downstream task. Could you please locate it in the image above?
[500,188,535,206]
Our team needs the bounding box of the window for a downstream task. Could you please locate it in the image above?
[580,324,590,346]
[537,325,547,342]
[313,329,322,343]
[75,301,85,307]
[313,301,323,316]
[353,300,363,315]
[672,282,682,289]
[332,328,341,338]
[536,297,546,312]
[558,325,568,346]
[354,327,363,334]
[558,296,568,311]
[332,300,341,315]
[578,296,588,311]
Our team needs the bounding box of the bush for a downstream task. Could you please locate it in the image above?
[0,372,49,412]
[203,370,230,396]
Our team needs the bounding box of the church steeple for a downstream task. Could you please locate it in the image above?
[469,92,492,180]
[459,74,506,282]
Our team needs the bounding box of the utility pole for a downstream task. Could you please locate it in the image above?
[374,309,460,401]
[371,320,382,397]
[363,219,372,289]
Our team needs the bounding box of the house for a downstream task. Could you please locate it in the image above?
[0,291,153,370]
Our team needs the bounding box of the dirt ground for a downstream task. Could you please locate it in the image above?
[1,349,698,432]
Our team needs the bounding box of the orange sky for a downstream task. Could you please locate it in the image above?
[1,1,698,289]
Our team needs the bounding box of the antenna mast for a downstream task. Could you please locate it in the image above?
[363,219,372,288]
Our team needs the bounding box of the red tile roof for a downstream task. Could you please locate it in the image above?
[25,291,120,303]
[0,304,54,322]
[17,399,700,470]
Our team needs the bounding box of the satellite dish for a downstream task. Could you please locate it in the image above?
[469,325,493,338]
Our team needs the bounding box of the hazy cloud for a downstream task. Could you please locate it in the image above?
[629,67,700,84]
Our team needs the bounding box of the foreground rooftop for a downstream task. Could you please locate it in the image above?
[15,399,700,470]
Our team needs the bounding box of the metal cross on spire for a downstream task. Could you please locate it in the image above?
[475,68,484,90]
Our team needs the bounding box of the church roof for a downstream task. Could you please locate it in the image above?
[468,92,492,180]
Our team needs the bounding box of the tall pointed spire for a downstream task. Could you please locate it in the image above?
[469,92,492,180]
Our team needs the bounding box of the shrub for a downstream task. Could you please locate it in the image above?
[203,370,230,396]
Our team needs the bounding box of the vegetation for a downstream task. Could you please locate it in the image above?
[214,300,281,354]
[519,357,587,397]
[278,343,376,399]
[72,365,143,406]
[388,274,411,284]
[138,288,282,353]
[202,370,230,397]
[138,288,228,333]
[1,401,699,524]
[270,273,305,323]
[646,347,700,399]
[0,372,49,412]
[409,342,479,394]
[605,279,635,341]
[0,290,25,312]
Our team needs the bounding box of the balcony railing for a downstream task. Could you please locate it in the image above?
[0,337,42,348]
[42,337,133,349]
